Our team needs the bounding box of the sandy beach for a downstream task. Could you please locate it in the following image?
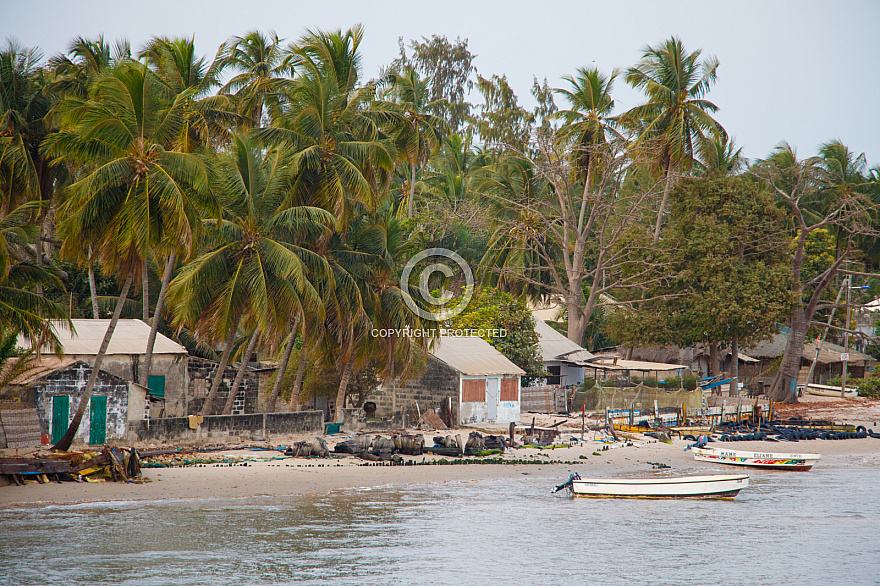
[2,432,877,507]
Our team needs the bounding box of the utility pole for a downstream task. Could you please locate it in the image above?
[841,275,852,398]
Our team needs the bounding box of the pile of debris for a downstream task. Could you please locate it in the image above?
[284,437,330,458]
[0,447,141,486]
[333,433,425,461]
[426,431,508,456]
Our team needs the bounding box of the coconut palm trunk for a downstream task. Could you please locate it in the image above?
[140,251,176,386]
[201,310,243,415]
[267,323,297,412]
[52,270,135,451]
[407,163,417,218]
[223,329,260,415]
[335,356,354,424]
[289,344,308,412]
[88,248,99,319]
[142,259,150,321]
[653,165,674,243]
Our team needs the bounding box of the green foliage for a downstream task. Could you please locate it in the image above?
[827,375,880,399]
[663,374,697,390]
[607,175,791,349]
[448,288,543,378]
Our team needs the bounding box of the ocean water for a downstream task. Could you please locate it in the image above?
[1,454,878,586]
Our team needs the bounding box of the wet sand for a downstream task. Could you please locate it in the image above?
[2,436,876,507]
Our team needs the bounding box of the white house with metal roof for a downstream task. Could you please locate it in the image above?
[367,336,524,425]
[534,319,595,387]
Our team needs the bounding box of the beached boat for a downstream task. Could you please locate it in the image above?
[693,447,820,471]
[804,383,858,398]
[559,474,749,499]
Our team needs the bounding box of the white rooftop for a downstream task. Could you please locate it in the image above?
[431,336,525,376]
[534,318,596,364]
[24,319,188,356]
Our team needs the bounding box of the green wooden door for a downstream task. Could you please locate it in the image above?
[51,395,69,444]
[89,396,107,445]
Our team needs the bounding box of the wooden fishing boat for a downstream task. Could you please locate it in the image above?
[567,474,749,499]
[804,383,857,398]
[693,447,820,471]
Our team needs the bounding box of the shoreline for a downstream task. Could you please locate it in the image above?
[2,436,877,508]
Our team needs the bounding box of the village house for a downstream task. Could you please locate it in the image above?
[22,320,189,417]
[367,336,524,426]
[5,358,149,445]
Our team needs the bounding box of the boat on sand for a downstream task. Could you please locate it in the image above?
[554,473,749,499]
[693,447,820,471]
[803,383,857,398]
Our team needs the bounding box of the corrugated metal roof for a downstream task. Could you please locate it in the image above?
[534,319,595,363]
[745,333,873,364]
[431,336,525,376]
[586,359,686,373]
[23,319,188,356]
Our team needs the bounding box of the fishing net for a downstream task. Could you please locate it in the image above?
[573,384,703,412]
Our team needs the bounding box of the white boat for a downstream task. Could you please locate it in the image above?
[693,447,820,471]
[804,383,857,398]
[568,474,749,499]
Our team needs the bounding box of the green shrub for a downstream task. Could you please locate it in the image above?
[581,377,596,391]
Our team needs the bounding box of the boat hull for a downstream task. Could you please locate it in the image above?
[571,474,748,499]
[693,448,820,471]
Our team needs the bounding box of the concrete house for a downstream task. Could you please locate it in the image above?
[7,358,148,445]
[370,336,524,425]
[25,320,189,417]
[535,319,595,387]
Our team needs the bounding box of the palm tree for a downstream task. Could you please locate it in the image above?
[48,36,130,99]
[45,61,212,450]
[624,36,726,241]
[379,68,448,217]
[166,134,334,415]
[136,36,244,389]
[214,30,292,128]
[258,26,394,227]
[553,66,619,185]
[140,36,239,153]
[0,201,71,349]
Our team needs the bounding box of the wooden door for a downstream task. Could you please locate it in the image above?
[89,396,107,445]
[51,395,69,444]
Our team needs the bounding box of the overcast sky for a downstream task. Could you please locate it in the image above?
[4,0,878,166]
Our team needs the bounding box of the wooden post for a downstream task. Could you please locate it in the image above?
[509,421,515,444]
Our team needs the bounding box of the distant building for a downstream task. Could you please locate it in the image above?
[186,356,277,416]
[368,336,524,425]
[534,319,595,387]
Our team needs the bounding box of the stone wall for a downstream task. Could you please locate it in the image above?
[186,357,261,416]
[71,353,188,417]
[364,354,460,424]
[129,411,324,442]
[29,361,130,442]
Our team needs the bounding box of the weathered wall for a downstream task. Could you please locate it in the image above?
[365,354,460,423]
[186,357,261,416]
[29,361,130,442]
[460,376,520,424]
[128,411,324,442]
[71,353,188,417]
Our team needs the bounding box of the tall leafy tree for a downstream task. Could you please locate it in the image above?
[379,68,447,217]
[214,30,292,128]
[624,36,725,241]
[46,61,212,449]
[753,143,880,402]
[166,134,334,415]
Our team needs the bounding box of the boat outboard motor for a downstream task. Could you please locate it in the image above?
[552,472,582,493]
[683,434,710,451]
